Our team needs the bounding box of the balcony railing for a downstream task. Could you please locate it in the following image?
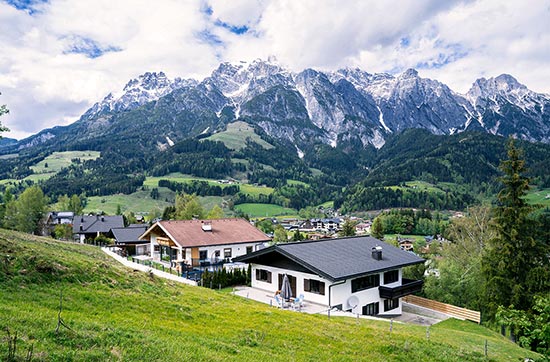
[379,278,423,299]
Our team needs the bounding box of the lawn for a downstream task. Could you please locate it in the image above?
[206,121,274,150]
[234,203,296,217]
[0,230,540,361]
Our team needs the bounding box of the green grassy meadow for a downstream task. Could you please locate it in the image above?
[206,121,274,151]
[83,188,174,215]
[27,151,100,182]
[0,230,540,361]
[524,187,550,207]
[235,203,296,218]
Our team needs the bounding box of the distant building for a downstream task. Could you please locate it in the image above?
[111,225,149,256]
[46,211,74,225]
[73,215,124,243]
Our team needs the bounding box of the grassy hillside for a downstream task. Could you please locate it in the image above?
[234,203,296,218]
[206,121,274,151]
[0,230,540,361]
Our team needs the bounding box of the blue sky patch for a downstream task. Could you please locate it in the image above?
[4,0,48,14]
[196,29,224,46]
[63,36,121,59]
[214,20,249,35]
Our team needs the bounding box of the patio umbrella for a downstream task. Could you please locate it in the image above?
[280,274,293,302]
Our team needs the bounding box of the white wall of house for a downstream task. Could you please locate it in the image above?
[191,242,258,262]
[148,232,259,264]
[251,264,404,316]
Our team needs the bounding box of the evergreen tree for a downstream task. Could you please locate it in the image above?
[339,219,357,237]
[291,229,304,241]
[482,139,550,319]
[371,217,384,239]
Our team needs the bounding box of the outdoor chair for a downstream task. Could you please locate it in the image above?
[274,294,284,308]
[291,294,305,310]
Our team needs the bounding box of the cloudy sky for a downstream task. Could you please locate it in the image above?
[1,0,549,140]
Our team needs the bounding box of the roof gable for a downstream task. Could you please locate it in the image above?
[235,236,424,282]
[141,218,270,248]
[73,215,124,233]
[112,226,148,244]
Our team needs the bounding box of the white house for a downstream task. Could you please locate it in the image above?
[234,236,424,316]
[139,218,271,268]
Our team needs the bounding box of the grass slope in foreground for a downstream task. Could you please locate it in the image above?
[0,230,540,361]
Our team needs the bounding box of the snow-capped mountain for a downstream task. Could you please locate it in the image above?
[6,59,550,156]
[82,71,197,120]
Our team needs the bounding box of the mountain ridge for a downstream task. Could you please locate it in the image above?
[3,59,549,158]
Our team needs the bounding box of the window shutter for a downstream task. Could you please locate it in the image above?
[319,281,325,295]
[267,271,272,283]
[304,279,310,292]
[256,269,260,281]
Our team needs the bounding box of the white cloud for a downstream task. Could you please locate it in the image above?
[0,0,549,140]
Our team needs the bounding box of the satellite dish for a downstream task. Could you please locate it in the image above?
[346,295,359,310]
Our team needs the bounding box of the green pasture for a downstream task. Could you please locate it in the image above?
[234,203,297,218]
[206,121,274,150]
[524,187,550,207]
[0,230,540,361]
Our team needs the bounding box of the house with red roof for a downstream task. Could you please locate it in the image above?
[139,218,271,268]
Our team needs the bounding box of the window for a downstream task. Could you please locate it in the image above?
[214,250,220,257]
[384,270,399,284]
[255,269,272,283]
[384,298,399,312]
[246,246,253,254]
[351,274,380,293]
[304,279,325,295]
[224,248,232,258]
[362,302,379,316]
[199,250,207,260]
[153,245,160,252]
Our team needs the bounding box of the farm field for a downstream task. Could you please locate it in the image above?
[144,173,274,196]
[83,188,173,215]
[234,203,297,218]
[0,229,540,361]
[27,151,100,182]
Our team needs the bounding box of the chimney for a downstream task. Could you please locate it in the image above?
[372,246,383,260]
[201,221,212,232]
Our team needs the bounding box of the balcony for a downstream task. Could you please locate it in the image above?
[379,278,423,299]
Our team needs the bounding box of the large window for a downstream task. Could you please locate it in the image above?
[255,269,272,283]
[384,298,399,312]
[304,279,325,295]
[199,250,207,260]
[384,270,399,284]
[362,302,379,316]
[351,274,380,293]
[224,248,232,258]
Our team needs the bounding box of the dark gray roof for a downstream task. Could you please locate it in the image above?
[112,226,148,244]
[73,215,124,234]
[235,236,424,282]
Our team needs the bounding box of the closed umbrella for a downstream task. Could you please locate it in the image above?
[280,274,293,302]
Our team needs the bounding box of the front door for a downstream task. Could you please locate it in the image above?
[278,274,297,298]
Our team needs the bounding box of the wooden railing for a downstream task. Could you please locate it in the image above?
[402,295,481,324]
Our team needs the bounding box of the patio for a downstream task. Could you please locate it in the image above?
[232,286,450,326]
